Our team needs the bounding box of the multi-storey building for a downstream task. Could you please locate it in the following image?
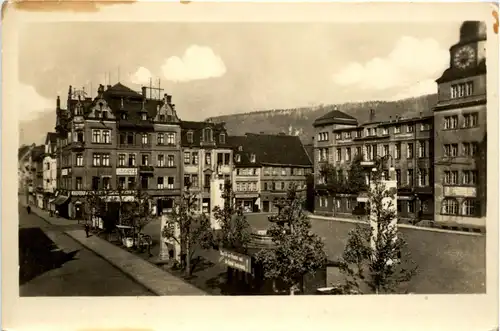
[433,21,487,229]
[31,145,45,209]
[54,83,183,219]
[230,133,313,213]
[18,143,36,197]
[180,120,232,217]
[42,132,58,210]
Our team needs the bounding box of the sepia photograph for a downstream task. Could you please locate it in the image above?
[2,2,499,331]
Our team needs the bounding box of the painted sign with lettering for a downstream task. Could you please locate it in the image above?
[116,168,138,176]
[219,248,252,273]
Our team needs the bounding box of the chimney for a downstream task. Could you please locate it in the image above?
[166,94,172,104]
[56,96,60,110]
[389,115,392,122]
[106,85,112,90]
[142,87,147,98]
[419,111,423,118]
[369,109,375,122]
[68,85,72,98]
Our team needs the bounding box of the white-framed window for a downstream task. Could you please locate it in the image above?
[167,177,174,189]
[92,130,101,143]
[183,152,190,164]
[407,143,414,158]
[345,147,351,161]
[418,140,426,158]
[420,123,431,131]
[187,131,193,143]
[318,132,329,142]
[92,153,101,166]
[157,154,165,167]
[167,132,176,145]
[451,81,473,99]
[463,113,478,128]
[128,154,136,167]
[250,154,256,163]
[407,125,414,133]
[394,125,401,134]
[157,177,164,189]
[336,148,342,162]
[444,170,459,185]
[345,131,352,139]
[141,133,148,145]
[102,130,111,143]
[75,177,83,190]
[417,169,428,186]
[118,154,126,166]
[191,152,199,165]
[157,133,164,145]
[444,116,458,129]
[219,133,226,144]
[462,199,478,216]
[462,170,478,185]
[335,133,341,140]
[167,155,174,167]
[462,142,478,156]
[383,145,389,157]
[442,198,459,215]
[235,154,241,163]
[382,127,389,135]
[76,153,83,166]
[102,154,110,166]
[394,143,401,159]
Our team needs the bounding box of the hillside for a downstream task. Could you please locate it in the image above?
[19,94,438,146]
[209,94,438,143]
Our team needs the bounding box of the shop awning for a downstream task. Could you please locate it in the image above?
[53,195,70,206]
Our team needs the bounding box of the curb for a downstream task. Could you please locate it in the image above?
[309,215,485,237]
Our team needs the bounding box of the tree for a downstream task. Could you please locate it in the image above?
[162,184,214,276]
[120,189,155,248]
[347,154,368,193]
[339,167,417,294]
[255,185,327,295]
[212,180,252,253]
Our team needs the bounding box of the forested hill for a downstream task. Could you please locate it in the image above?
[208,94,438,144]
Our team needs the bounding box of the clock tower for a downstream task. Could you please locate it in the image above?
[432,21,487,231]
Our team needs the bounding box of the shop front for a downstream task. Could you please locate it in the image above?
[51,193,70,218]
[235,193,260,213]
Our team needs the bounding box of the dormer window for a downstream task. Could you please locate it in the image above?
[121,113,128,120]
[187,131,194,143]
[219,133,226,144]
[203,128,213,142]
[102,111,108,119]
[235,154,241,162]
[159,114,165,122]
[238,146,243,152]
[250,154,256,163]
[141,113,147,120]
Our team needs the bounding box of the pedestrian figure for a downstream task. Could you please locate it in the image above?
[26,206,31,214]
[84,223,90,238]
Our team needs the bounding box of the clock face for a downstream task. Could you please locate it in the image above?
[453,45,476,69]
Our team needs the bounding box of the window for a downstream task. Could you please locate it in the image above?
[318,132,329,142]
[167,177,174,189]
[142,154,149,166]
[366,145,373,161]
[102,130,111,143]
[128,177,136,189]
[463,113,478,128]
[356,146,362,157]
[167,155,174,167]
[463,142,478,156]
[382,127,389,135]
[167,132,176,145]
[187,131,193,143]
[451,81,473,98]
[92,177,100,190]
[158,114,165,122]
[394,125,401,134]
[76,153,83,166]
[117,177,125,189]
[118,154,126,167]
[463,170,478,185]
[92,130,101,143]
[93,153,101,166]
[318,148,329,162]
[205,153,211,165]
[418,169,428,186]
[157,154,165,167]
[420,123,431,131]
[418,141,427,158]
[157,133,164,145]
[462,199,478,216]
[395,143,401,159]
[407,169,414,186]
[354,130,361,138]
[119,133,126,145]
[224,153,231,165]
[141,113,147,120]
[75,177,83,190]
[444,144,458,157]
[192,152,199,165]
[444,171,459,185]
[250,154,256,163]
[383,145,389,157]
[407,143,414,159]
[408,200,415,213]
[102,154,110,166]
[335,133,341,140]
[346,148,351,161]
[203,128,213,142]
[336,148,342,162]
[396,169,401,185]
[219,133,226,144]
[102,177,111,190]
[345,132,351,139]
[76,131,84,142]
[141,133,149,145]
[442,198,459,215]
[127,133,134,145]
[235,154,241,163]
[157,177,164,189]
[407,125,414,133]
[128,154,136,167]
[191,175,198,187]
[184,152,191,164]
[444,116,458,129]
[141,176,149,189]
[204,174,211,187]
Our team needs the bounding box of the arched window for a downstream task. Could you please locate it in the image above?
[441,198,459,215]
[462,199,479,216]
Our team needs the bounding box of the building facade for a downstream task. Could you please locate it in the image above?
[43,133,58,210]
[18,144,36,197]
[54,83,183,219]
[433,21,487,229]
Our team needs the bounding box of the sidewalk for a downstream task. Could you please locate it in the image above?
[24,203,207,296]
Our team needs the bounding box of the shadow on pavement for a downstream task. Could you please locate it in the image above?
[19,227,80,285]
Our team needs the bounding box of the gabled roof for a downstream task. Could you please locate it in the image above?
[303,143,314,165]
[45,132,58,145]
[180,120,230,148]
[230,133,312,167]
[313,109,358,127]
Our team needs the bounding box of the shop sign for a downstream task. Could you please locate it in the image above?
[71,190,87,196]
[116,168,137,176]
[219,249,251,273]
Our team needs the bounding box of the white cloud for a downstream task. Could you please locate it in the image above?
[19,83,55,120]
[387,79,438,101]
[161,45,226,82]
[130,66,152,85]
[332,36,449,95]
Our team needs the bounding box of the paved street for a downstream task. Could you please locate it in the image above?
[19,205,154,296]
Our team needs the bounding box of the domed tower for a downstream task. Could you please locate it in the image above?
[432,21,487,231]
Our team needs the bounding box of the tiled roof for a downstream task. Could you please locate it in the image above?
[313,109,358,127]
[45,132,58,145]
[180,120,230,148]
[103,82,143,99]
[230,133,312,167]
[303,143,314,165]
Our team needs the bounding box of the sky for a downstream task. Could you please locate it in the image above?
[18,21,463,123]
